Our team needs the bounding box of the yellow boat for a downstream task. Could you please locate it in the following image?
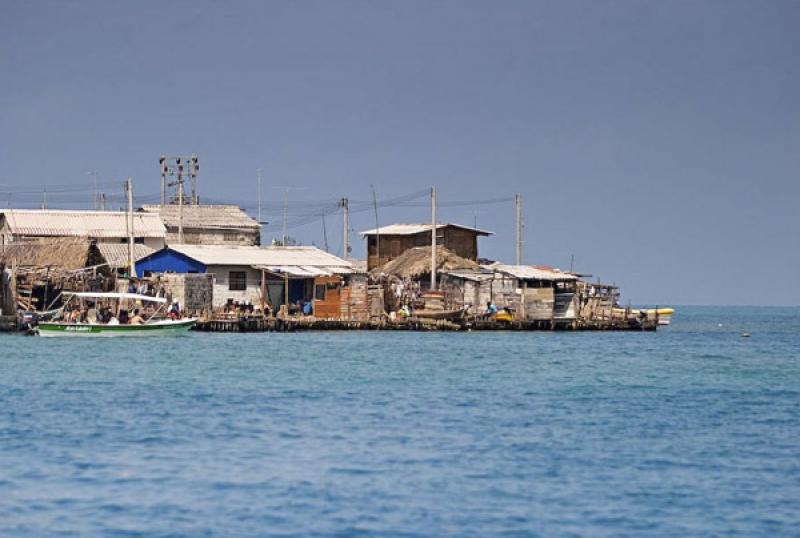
[495,309,514,323]
[612,307,674,325]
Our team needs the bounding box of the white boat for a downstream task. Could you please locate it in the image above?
[36,292,196,337]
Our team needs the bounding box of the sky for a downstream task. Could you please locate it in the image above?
[1,0,798,306]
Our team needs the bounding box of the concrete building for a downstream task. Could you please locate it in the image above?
[0,209,166,252]
[360,223,492,271]
[135,244,359,311]
[139,205,260,246]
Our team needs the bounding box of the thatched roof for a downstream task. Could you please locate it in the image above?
[0,238,105,271]
[373,246,478,279]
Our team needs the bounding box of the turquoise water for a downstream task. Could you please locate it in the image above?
[1,306,799,536]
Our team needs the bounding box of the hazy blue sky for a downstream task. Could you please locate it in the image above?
[1,0,798,305]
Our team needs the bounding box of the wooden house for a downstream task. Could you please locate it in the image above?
[360,223,492,271]
[139,204,260,246]
[440,264,580,324]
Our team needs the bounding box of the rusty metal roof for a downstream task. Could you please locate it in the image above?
[490,264,578,281]
[0,209,166,238]
[360,223,493,236]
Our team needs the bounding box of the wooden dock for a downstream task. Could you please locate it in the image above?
[0,315,16,332]
[193,315,658,333]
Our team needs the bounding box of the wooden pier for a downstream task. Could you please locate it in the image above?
[193,315,658,333]
[0,315,16,333]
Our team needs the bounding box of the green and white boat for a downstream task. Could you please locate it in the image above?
[37,292,196,337]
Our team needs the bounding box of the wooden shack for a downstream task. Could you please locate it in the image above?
[373,246,479,312]
[440,264,580,323]
[577,281,620,321]
[491,265,580,323]
[361,223,492,271]
[0,237,112,312]
[311,273,371,321]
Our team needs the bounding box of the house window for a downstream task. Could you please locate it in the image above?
[229,271,247,291]
[315,284,326,301]
[224,233,238,242]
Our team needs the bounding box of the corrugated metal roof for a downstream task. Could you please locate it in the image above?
[140,204,260,230]
[491,264,578,281]
[440,268,495,282]
[360,223,493,236]
[169,244,355,274]
[255,265,345,277]
[96,243,157,269]
[0,209,166,238]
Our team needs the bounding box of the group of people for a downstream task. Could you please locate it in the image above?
[64,304,147,325]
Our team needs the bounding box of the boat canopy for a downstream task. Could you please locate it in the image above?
[64,292,168,304]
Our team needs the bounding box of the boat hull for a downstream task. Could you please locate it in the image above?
[37,319,196,337]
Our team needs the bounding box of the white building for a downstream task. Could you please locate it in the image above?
[137,244,356,309]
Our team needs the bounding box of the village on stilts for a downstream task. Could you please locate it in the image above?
[0,155,672,335]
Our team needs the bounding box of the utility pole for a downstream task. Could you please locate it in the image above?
[430,186,437,290]
[126,178,135,277]
[515,193,522,265]
[371,185,380,266]
[159,156,167,206]
[178,172,184,243]
[189,154,199,204]
[257,168,263,224]
[341,197,350,259]
[321,213,329,252]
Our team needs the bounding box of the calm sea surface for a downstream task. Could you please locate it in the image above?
[1,306,799,537]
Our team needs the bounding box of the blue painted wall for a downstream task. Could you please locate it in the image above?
[136,249,206,278]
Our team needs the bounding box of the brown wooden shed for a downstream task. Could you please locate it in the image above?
[360,223,492,271]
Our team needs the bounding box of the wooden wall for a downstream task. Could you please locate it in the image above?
[366,227,481,270]
[340,274,370,321]
[523,287,555,320]
[313,276,342,319]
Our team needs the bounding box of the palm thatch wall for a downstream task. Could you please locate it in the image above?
[372,246,478,280]
[0,237,106,272]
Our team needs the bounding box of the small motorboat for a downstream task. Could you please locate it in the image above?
[36,292,196,337]
[612,307,674,326]
[412,307,468,321]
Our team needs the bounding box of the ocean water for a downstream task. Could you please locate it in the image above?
[1,306,799,537]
